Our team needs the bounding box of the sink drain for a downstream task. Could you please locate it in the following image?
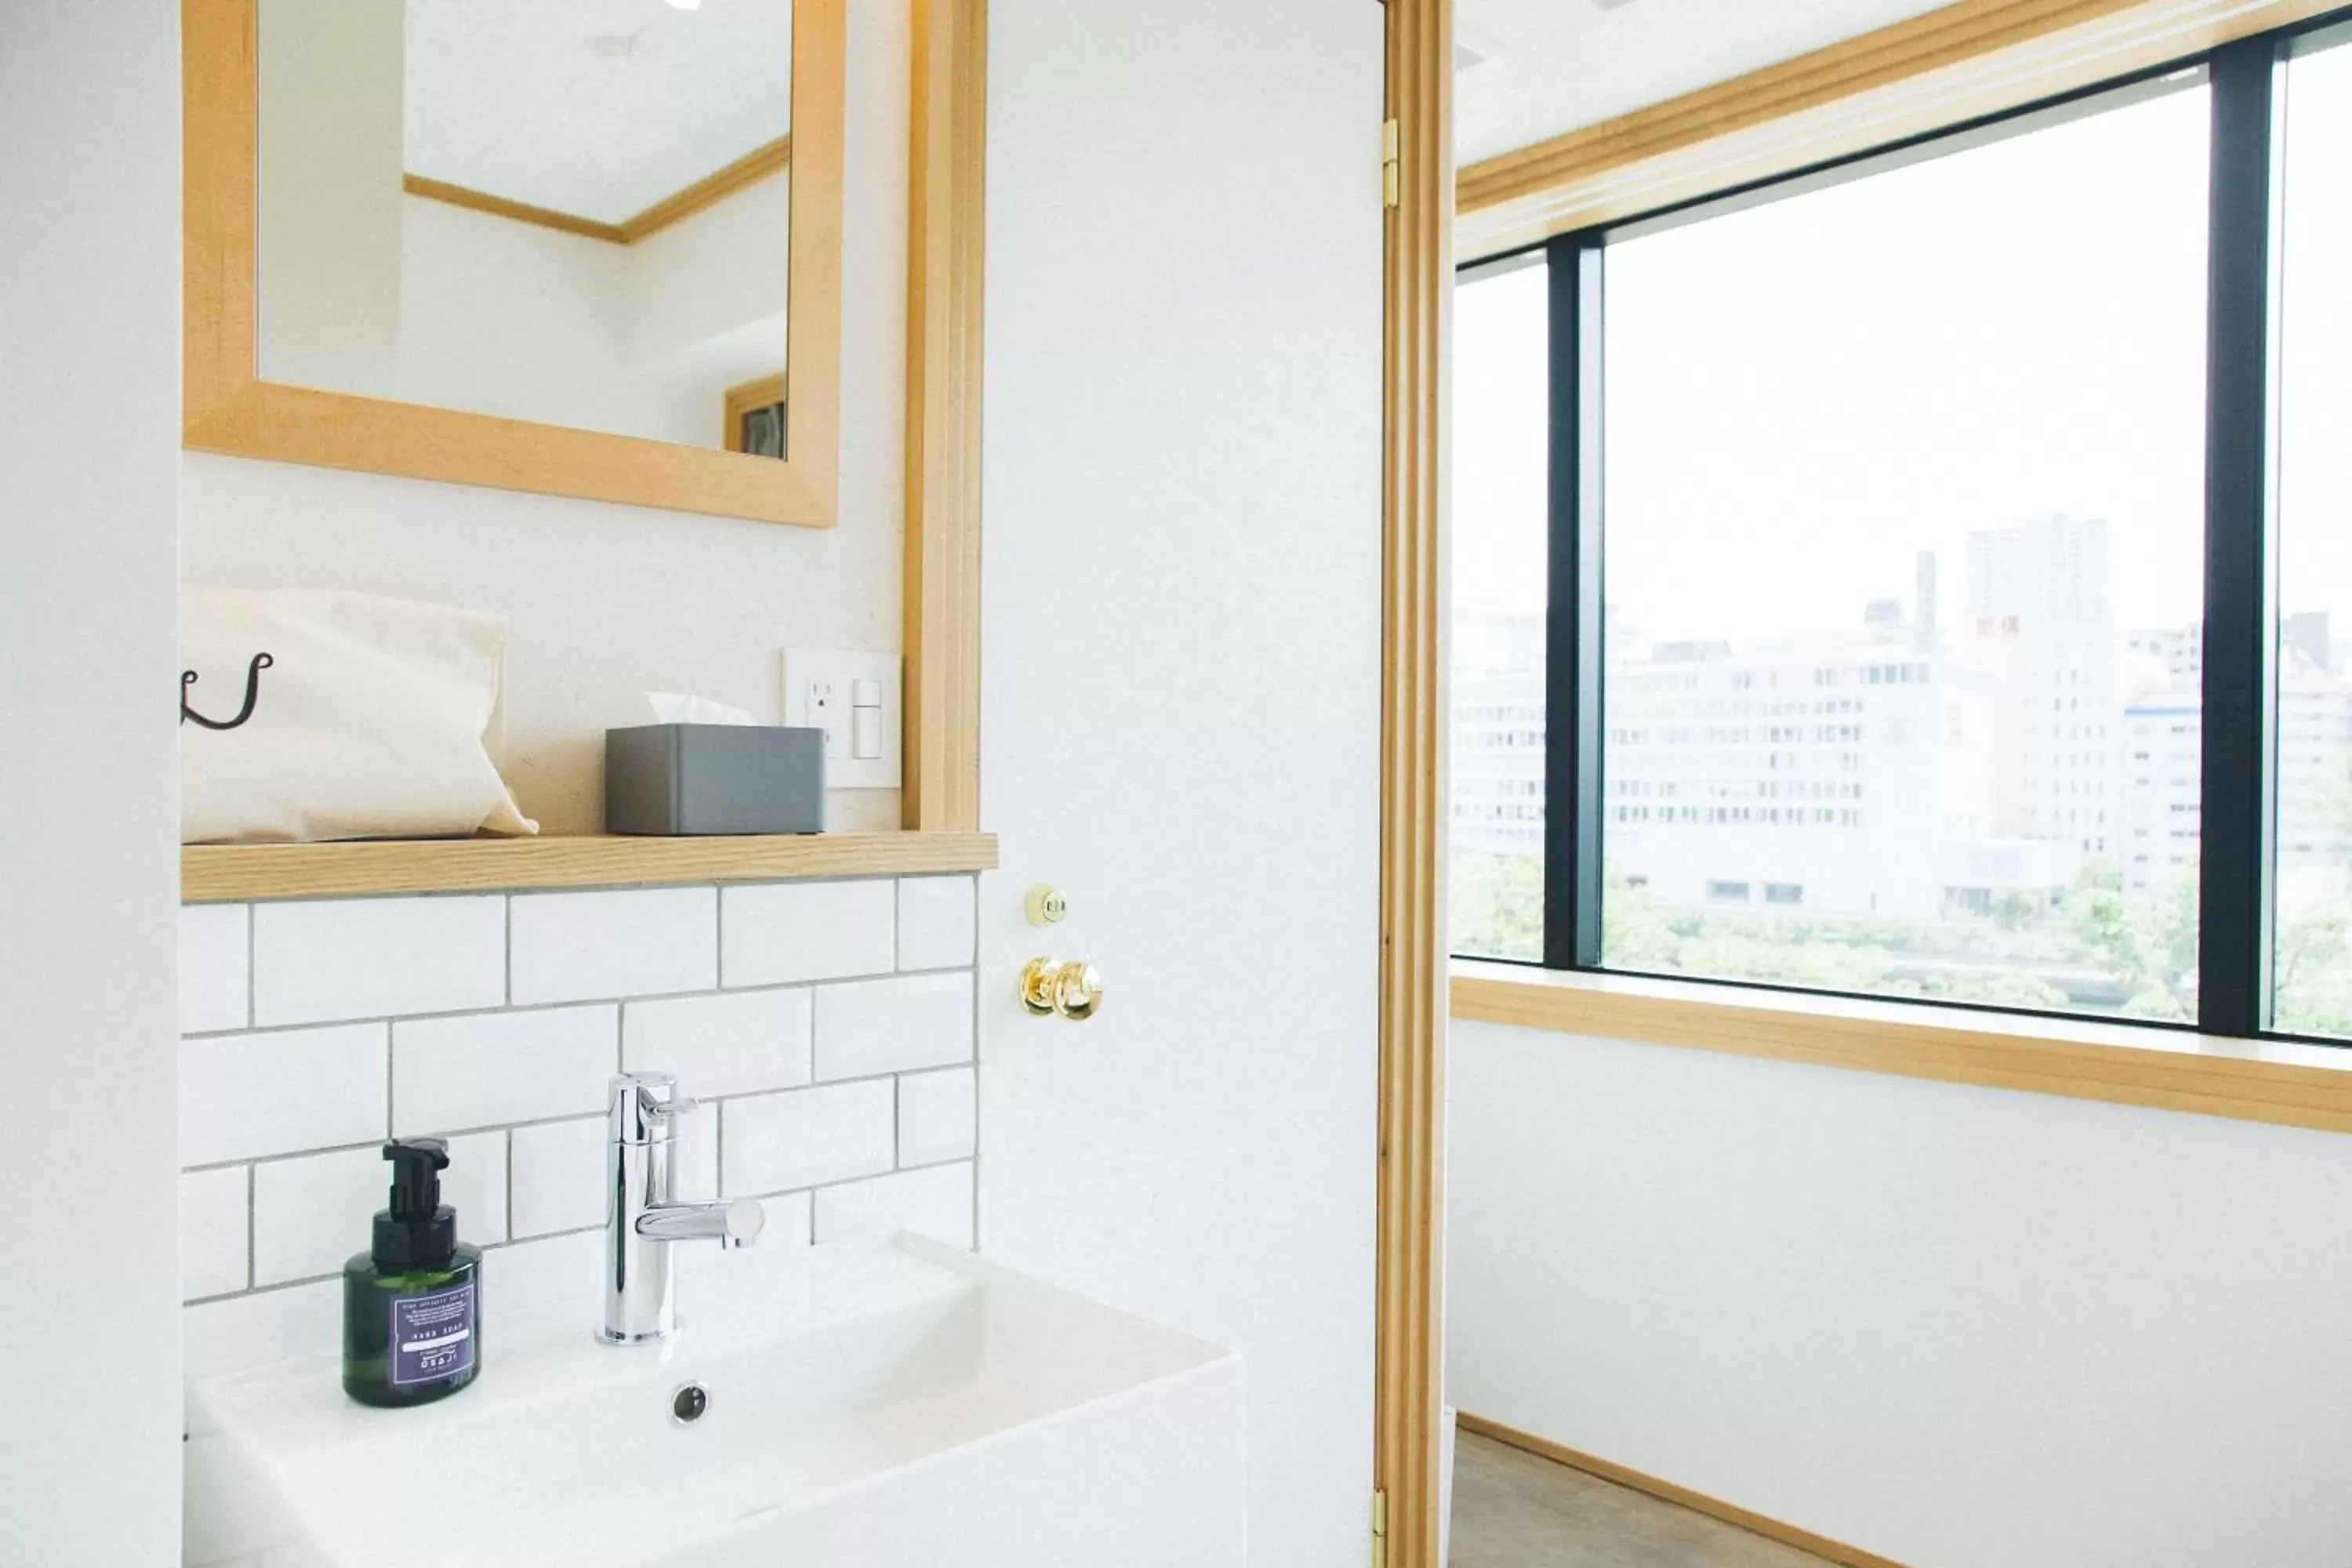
[670,1382,710,1426]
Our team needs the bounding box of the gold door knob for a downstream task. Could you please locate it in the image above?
[1019,956,1105,1021]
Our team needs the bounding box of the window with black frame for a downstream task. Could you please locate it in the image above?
[1451,260,1550,962]
[1447,16,2352,1044]
[2271,31,2352,1036]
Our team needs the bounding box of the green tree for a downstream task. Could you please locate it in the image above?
[1992,889,2038,931]
[1599,871,1675,969]
[1450,851,1544,962]
[2066,858,2196,1020]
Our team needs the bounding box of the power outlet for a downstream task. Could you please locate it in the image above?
[803,676,850,760]
[780,648,903,789]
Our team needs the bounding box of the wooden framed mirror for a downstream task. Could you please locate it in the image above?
[183,0,844,527]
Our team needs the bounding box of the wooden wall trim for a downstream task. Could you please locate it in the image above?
[1453,962,2352,1136]
[1377,2,1451,1566]
[901,0,987,833]
[399,139,793,249]
[1455,1413,1911,1568]
[400,174,628,244]
[620,136,792,244]
[1457,0,2348,260]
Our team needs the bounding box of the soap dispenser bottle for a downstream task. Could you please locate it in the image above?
[342,1138,481,1407]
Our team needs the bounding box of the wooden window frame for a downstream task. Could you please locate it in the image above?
[1456,0,2350,265]
[723,373,789,456]
[181,0,845,528]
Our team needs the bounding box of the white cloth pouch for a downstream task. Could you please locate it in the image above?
[181,588,538,843]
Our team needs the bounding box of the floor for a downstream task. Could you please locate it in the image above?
[1448,1431,1838,1568]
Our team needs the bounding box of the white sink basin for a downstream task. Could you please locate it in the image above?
[186,1236,1244,1566]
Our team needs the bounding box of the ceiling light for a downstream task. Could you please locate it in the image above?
[666,0,701,10]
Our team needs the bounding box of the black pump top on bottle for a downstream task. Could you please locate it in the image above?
[372,1138,458,1269]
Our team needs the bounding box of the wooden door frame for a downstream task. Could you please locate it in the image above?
[1376,1,1451,1565]
[902,0,987,833]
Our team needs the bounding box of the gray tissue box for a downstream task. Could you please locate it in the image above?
[604,724,826,836]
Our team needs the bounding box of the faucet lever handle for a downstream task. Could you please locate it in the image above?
[609,1070,696,1145]
[638,1083,697,1120]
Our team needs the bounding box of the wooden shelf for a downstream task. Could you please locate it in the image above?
[182,831,997,903]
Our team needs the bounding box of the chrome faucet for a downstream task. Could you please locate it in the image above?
[601,1071,764,1345]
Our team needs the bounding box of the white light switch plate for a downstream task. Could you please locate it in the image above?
[780,648,902,789]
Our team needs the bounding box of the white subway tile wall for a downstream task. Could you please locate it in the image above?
[720,880,898,986]
[176,877,980,1327]
[722,1080,897,1195]
[897,876,977,971]
[178,903,249,1035]
[180,1023,387,1166]
[392,1004,617,1134]
[507,1116,606,1240]
[252,895,506,1025]
[814,971,975,1080]
[179,1166,249,1301]
[621,987,813,1098]
[510,887,718,1004]
[897,1066,978,1167]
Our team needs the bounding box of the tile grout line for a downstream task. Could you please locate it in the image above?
[187,1156,978,1304]
[178,980,981,1176]
[244,902,256,1031]
[184,877,984,1305]
[968,874,982,1250]
[178,967,975,1042]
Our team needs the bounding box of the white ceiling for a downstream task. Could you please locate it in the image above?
[404,0,793,224]
[1457,0,1957,167]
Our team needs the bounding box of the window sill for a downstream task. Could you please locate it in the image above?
[1450,960,2352,1135]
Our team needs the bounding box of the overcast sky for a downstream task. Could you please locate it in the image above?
[1456,40,2350,646]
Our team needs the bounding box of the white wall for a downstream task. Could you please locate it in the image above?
[187,0,906,834]
[0,2,185,1561]
[392,176,791,447]
[1448,1019,2352,1566]
[977,2,1385,1564]
[392,198,692,445]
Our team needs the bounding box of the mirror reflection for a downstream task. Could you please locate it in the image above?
[256,0,793,456]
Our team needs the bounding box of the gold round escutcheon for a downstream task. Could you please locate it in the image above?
[1025,884,1072,927]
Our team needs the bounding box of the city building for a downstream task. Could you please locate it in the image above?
[1451,604,1546,860]
[2120,693,2200,893]
[1965,514,2123,858]
[1598,604,2088,920]
[2115,622,2352,902]
[1451,515,2352,930]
